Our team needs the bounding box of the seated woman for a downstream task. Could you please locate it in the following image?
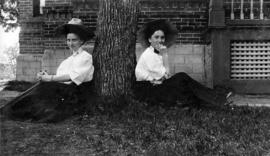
[134,19,232,108]
[0,18,95,122]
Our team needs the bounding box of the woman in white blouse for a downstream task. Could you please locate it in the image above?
[135,20,232,108]
[1,18,95,122]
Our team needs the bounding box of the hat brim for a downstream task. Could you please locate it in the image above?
[138,20,178,49]
[55,24,95,41]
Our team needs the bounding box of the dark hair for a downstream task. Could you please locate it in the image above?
[145,26,167,41]
[138,19,178,48]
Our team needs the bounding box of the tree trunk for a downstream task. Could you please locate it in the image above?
[93,0,139,101]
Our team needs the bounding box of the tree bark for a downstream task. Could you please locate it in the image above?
[93,0,139,101]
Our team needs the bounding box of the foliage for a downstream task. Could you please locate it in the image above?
[0,0,19,32]
[1,99,270,155]
[2,42,19,75]
[0,42,19,80]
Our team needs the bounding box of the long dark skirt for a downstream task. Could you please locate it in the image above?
[134,72,227,107]
[0,81,94,123]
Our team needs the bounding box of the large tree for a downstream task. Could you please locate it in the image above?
[93,0,139,103]
[0,0,18,31]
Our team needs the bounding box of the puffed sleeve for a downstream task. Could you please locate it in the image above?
[145,54,166,80]
[69,52,94,85]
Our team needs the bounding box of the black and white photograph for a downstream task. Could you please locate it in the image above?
[0,0,270,155]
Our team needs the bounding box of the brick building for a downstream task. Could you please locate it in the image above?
[15,0,270,93]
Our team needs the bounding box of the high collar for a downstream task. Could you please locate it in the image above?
[72,47,83,56]
[149,46,160,54]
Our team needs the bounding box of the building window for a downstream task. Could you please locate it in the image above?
[33,0,45,17]
[225,0,270,20]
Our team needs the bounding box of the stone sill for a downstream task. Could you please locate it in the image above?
[140,0,205,2]
[226,19,270,27]
[20,17,44,24]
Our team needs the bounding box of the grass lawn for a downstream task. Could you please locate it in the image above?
[1,81,270,155]
[1,105,270,155]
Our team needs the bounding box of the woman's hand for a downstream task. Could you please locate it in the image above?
[36,70,48,80]
[151,76,167,85]
[164,72,171,79]
[153,42,167,55]
[158,44,167,55]
[151,80,163,85]
[36,71,54,82]
[40,75,53,82]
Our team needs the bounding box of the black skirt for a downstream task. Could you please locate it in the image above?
[133,72,226,107]
[0,81,94,123]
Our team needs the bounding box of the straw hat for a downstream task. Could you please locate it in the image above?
[138,19,178,48]
[55,18,95,42]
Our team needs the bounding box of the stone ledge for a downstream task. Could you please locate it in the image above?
[231,94,270,107]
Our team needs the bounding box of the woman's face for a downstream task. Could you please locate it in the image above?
[66,33,83,52]
[148,30,165,49]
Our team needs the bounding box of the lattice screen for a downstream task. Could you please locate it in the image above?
[230,41,270,80]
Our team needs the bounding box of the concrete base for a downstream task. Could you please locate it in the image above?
[136,43,212,87]
[16,54,43,82]
[231,94,270,107]
[15,44,212,87]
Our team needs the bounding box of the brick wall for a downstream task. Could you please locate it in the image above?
[19,0,44,54]
[17,0,212,85]
[18,0,33,19]
[43,0,73,49]
[19,0,209,52]
[17,0,44,80]
[139,0,209,44]
[43,5,73,49]
[39,0,209,45]
[19,19,44,54]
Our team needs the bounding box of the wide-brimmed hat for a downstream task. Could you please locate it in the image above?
[138,19,178,48]
[55,18,95,42]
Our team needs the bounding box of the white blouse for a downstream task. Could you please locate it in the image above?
[56,48,94,85]
[135,46,166,81]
